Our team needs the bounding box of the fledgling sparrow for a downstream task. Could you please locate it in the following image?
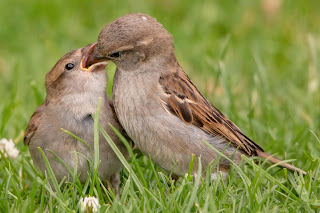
[87,13,306,178]
[24,43,129,194]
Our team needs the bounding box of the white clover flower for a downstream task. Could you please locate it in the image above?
[80,196,100,213]
[0,138,19,159]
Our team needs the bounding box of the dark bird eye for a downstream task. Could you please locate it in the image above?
[109,52,121,58]
[65,63,74,70]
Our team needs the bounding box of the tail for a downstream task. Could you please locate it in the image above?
[256,150,307,175]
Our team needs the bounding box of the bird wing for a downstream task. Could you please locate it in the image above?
[159,66,264,156]
[24,103,46,146]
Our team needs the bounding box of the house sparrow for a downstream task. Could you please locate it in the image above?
[87,13,306,178]
[24,43,129,194]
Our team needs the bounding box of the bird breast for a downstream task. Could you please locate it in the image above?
[112,67,229,173]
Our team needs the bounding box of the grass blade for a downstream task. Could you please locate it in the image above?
[36,147,70,211]
[98,124,144,194]
[94,97,102,171]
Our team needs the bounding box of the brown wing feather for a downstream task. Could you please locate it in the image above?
[167,95,193,124]
[159,67,264,156]
[24,103,46,146]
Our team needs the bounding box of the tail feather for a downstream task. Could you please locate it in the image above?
[256,150,307,175]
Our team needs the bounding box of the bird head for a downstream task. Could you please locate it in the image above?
[45,43,109,100]
[86,13,175,71]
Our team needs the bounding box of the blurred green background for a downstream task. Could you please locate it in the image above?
[0,0,319,165]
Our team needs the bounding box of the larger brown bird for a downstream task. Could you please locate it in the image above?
[87,13,306,178]
[24,43,129,193]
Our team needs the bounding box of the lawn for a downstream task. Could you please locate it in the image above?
[0,0,320,212]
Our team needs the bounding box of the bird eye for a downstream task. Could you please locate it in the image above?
[109,52,121,58]
[65,63,74,70]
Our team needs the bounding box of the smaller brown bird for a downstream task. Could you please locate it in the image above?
[87,13,306,179]
[24,43,128,194]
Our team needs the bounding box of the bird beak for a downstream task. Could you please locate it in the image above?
[81,42,109,72]
[85,43,109,68]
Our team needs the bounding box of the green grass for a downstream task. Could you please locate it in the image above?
[1,0,320,212]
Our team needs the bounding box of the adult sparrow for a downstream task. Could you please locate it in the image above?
[87,13,306,178]
[24,43,129,194]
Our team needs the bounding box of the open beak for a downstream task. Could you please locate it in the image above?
[85,43,109,68]
[81,42,109,72]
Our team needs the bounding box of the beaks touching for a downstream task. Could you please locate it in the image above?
[81,42,109,72]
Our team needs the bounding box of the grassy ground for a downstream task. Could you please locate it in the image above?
[1,0,320,212]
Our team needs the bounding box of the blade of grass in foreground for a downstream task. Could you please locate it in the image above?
[94,98,101,171]
[185,157,202,212]
[37,148,62,197]
[89,97,102,198]
[109,124,147,188]
[202,140,303,203]
[36,177,70,210]
[61,128,93,160]
[98,124,144,194]
[241,155,311,204]
[4,167,12,212]
[37,147,70,211]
